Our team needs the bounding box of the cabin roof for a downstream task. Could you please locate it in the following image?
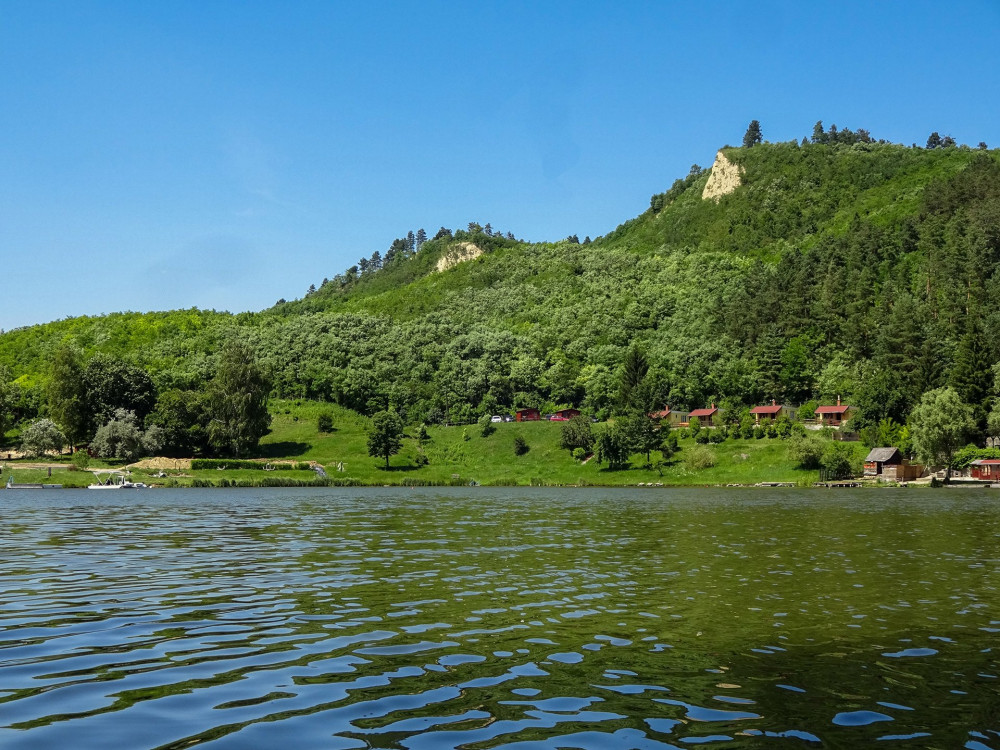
[689,407,718,418]
[750,404,783,415]
[815,404,851,415]
[865,447,901,463]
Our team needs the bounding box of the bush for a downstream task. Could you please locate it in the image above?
[753,425,765,439]
[695,430,710,444]
[560,416,593,452]
[766,423,778,439]
[478,414,496,437]
[71,451,91,470]
[683,445,716,470]
[709,429,726,444]
[317,411,334,433]
[821,442,856,479]
[740,423,755,440]
[513,436,529,455]
[789,434,824,469]
[572,447,587,461]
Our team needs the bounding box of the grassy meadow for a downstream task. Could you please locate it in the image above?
[1,399,869,488]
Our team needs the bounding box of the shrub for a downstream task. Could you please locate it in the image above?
[683,445,716,470]
[766,423,778,439]
[695,430,710,444]
[513,436,529,455]
[317,411,334,433]
[560,416,593,452]
[789,434,824,469]
[709,429,726,444]
[478,414,496,437]
[753,425,765,439]
[71,451,91,470]
[572,447,587,460]
[821,442,857,479]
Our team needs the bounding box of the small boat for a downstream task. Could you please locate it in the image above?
[87,472,147,490]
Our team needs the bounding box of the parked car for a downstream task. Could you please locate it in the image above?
[490,415,503,423]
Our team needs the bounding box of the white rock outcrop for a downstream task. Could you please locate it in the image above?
[702,150,744,201]
[435,242,483,272]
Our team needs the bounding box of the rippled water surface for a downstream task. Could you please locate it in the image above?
[1,487,999,749]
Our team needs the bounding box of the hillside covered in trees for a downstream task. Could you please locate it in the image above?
[2,124,999,459]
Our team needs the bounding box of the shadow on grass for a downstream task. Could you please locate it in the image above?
[257,442,312,458]
[378,465,423,472]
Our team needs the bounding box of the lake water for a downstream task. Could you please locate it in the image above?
[0,487,998,749]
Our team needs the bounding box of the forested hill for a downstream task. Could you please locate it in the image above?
[2,134,999,437]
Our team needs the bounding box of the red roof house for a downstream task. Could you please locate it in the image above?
[515,408,541,422]
[814,397,855,427]
[689,403,720,425]
[970,459,1000,480]
[750,400,797,423]
[648,406,690,426]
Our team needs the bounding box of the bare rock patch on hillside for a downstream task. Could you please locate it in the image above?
[702,150,744,201]
[436,242,483,272]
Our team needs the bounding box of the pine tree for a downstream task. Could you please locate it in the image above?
[950,317,992,431]
[415,228,427,251]
[618,344,649,412]
[742,120,762,149]
[811,121,825,144]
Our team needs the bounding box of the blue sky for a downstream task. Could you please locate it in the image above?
[2,1,999,329]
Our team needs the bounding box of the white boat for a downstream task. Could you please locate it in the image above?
[87,471,147,490]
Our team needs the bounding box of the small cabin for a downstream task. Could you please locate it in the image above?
[515,408,541,422]
[815,397,855,427]
[970,458,1000,480]
[549,408,581,421]
[648,406,690,427]
[864,447,902,476]
[688,403,720,426]
[750,400,797,424]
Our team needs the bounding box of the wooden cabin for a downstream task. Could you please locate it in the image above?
[549,408,582,421]
[864,447,902,476]
[515,408,541,422]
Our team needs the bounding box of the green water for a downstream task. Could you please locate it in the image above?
[0,487,997,748]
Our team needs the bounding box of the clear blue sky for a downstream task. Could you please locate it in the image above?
[2,1,999,329]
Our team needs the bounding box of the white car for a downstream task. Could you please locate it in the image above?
[490,415,503,423]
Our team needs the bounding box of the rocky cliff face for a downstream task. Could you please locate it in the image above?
[702,150,744,201]
[435,242,484,272]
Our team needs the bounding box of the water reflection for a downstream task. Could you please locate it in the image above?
[0,487,998,748]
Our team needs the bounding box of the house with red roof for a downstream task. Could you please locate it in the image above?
[688,403,720,426]
[648,406,690,427]
[515,408,541,422]
[970,458,1000,480]
[814,397,855,427]
[750,399,797,424]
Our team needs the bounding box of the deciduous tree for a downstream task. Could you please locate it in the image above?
[368,410,403,468]
[207,340,271,458]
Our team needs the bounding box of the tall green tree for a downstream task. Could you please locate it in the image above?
[618,344,649,413]
[950,318,992,431]
[47,345,89,449]
[368,410,404,468]
[0,365,14,441]
[909,387,976,475]
[207,340,272,458]
[83,354,157,429]
[743,120,763,148]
